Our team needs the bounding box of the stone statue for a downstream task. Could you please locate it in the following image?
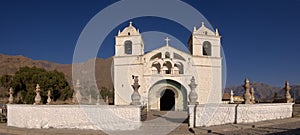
[72,80,82,104]
[130,76,141,105]
[250,87,255,103]
[8,87,14,104]
[243,78,252,104]
[229,89,234,104]
[47,90,51,104]
[285,81,293,103]
[189,76,199,105]
[34,84,41,105]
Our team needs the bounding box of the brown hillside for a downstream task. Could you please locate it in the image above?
[0,54,113,93]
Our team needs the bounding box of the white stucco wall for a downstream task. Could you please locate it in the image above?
[7,105,141,130]
[188,103,294,127]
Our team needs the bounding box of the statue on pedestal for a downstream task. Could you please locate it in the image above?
[243,78,252,104]
[250,87,255,103]
[34,84,41,105]
[72,80,82,104]
[130,76,141,105]
[285,81,293,103]
[189,76,198,105]
[8,87,14,104]
[229,89,234,104]
[46,90,51,104]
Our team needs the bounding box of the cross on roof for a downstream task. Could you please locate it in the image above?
[165,37,170,46]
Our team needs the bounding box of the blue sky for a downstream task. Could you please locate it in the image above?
[0,0,300,87]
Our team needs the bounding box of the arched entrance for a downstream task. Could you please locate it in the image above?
[160,89,175,111]
[148,79,188,111]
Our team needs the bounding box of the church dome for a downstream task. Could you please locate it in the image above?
[118,22,140,36]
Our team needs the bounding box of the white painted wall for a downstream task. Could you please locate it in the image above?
[7,105,141,130]
[188,103,294,127]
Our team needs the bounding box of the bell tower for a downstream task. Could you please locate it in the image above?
[115,22,144,56]
[187,22,223,103]
[113,22,145,105]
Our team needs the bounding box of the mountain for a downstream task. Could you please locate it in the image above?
[0,54,113,96]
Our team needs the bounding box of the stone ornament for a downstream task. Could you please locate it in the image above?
[34,84,41,105]
[8,87,14,104]
[189,76,199,105]
[250,87,255,103]
[243,78,252,104]
[47,90,51,104]
[285,81,293,103]
[130,76,141,105]
[230,89,234,104]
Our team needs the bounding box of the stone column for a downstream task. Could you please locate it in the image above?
[8,87,14,104]
[89,94,92,104]
[243,78,252,104]
[46,90,51,105]
[250,87,255,104]
[189,76,199,105]
[96,94,100,105]
[285,81,293,103]
[130,76,141,105]
[34,84,41,105]
[229,89,234,104]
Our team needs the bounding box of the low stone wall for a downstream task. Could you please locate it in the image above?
[7,105,142,130]
[188,103,294,127]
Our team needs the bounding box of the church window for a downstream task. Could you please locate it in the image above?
[165,52,170,58]
[150,53,162,60]
[128,32,131,36]
[173,53,185,61]
[163,61,172,74]
[203,41,212,56]
[124,40,132,54]
[175,63,184,74]
[151,61,161,74]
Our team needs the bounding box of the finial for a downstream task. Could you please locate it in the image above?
[216,28,219,36]
[129,21,133,26]
[165,37,170,46]
[202,21,205,27]
[193,27,197,32]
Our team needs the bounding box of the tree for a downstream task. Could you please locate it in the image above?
[0,66,73,104]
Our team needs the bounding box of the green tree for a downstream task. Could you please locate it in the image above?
[0,66,73,104]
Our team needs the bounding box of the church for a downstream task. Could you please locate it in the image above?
[113,22,222,111]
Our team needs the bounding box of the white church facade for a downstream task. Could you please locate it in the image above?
[113,22,222,111]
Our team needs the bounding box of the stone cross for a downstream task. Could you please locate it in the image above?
[189,76,199,105]
[8,87,14,104]
[229,89,234,104]
[250,87,255,104]
[165,37,170,46]
[243,78,252,104]
[46,90,51,105]
[34,84,41,105]
[285,81,293,103]
[130,76,141,105]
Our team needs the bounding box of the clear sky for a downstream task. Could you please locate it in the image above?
[0,0,300,87]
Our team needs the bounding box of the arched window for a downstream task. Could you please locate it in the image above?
[203,41,212,56]
[124,40,132,54]
[151,61,161,74]
[165,52,170,58]
[175,63,184,74]
[150,53,162,60]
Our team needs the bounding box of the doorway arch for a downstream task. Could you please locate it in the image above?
[148,79,187,111]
